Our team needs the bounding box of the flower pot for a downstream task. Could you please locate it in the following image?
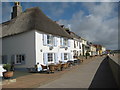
[3,71,14,79]
[48,65,55,73]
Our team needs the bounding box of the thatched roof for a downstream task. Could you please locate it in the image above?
[0,7,72,38]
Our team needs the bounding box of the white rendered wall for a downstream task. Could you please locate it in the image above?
[35,31,71,64]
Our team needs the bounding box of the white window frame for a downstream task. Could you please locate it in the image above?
[15,54,25,64]
[79,42,81,49]
[48,53,53,62]
[63,38,68,46]
[47,35,53,45]
[64,53,68,60]
[74,41,76,48]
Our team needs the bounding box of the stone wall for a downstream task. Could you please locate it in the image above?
[108,56,120,88]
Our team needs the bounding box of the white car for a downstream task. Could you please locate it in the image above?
[0,64,6,77]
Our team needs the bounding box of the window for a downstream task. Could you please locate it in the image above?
[79,43,81,49]
[74,41,76,48]
[2,55,7,64]
[64,53,68,60]
[73,50,77,58]
[47,35,53,45]
[60,38,68,47]
[63,38,68,46]
[77,41,78,46]
[60,38,62,46]
[48,53,53,62]
[15,54,25,64]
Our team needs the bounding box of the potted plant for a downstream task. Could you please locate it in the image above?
[3,64,14,79]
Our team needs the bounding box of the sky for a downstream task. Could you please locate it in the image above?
[1,1,119,50]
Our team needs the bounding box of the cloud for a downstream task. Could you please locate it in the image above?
[59,2,118,50]
[21,2,70,18]
[42,2,70,18]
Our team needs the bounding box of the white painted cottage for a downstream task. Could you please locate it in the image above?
[66,31,83,59]
[81,38,90,56]
[0,3,77,70]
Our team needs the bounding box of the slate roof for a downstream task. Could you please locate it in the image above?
[0,7,72,38]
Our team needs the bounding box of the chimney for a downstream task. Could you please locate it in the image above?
[11,2,22,19]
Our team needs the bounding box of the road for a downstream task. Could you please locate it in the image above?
[39,56,118,88]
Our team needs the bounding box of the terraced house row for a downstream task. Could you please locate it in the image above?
[0,2,106,70]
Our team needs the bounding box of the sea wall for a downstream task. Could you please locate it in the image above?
[108,55,120,88]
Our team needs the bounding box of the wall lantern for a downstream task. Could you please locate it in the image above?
[40,49,42,52]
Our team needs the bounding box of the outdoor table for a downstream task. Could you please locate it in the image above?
[67,60,74,66]
[74,60,80,65]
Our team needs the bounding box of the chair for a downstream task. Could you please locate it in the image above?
[66,62,70,68]
[41,64,47,69]
[61,63,67,70]
[54,64,62,71]
[41,64,49,73]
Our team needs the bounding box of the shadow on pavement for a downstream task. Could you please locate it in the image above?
[89,56,118,89]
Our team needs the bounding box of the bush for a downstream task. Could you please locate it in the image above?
[3,64,11,71]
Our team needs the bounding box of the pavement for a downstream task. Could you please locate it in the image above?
[109,54,119,65]
[39,56,102,88]
[2,55,118,88]
[2,56,96,88]
[39,56,118,88]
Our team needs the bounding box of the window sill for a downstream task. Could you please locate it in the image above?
[15,63,22,65]
[60,46,68,48]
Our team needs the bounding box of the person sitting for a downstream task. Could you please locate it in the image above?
[35,63,42,72]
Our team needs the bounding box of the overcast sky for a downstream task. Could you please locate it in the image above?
[1,1,119,50]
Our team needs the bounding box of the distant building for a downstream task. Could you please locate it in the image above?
[81,38,90,56]
[65,28,82,59]
[89,44,96,56]
[102,46,106,54]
